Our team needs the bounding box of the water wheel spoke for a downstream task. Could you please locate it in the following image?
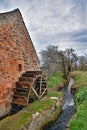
[39,88,47,99]
[31,87,39,98]
[30,87,39,97]
[39,77,43,95]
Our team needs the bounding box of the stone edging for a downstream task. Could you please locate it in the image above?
[21,98,62,130]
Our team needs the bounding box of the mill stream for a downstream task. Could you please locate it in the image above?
[43,78,75,130]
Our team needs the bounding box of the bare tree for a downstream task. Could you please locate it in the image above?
[40,45,59,75]
[40,45,77,79]
[57,48,77,79]
[65,48,77,74]
[57,50,67,78]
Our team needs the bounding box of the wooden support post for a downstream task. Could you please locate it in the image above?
[39,88,47,99]
[31,87,39,98]
[39,77,42,95]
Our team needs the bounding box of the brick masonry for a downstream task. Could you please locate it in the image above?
[0,9,40,118]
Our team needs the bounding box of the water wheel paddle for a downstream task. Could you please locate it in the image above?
[12,71,47,106]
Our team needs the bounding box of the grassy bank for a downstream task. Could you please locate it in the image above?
[48,72,65,90]
[0,91,62,130]
[70,71,87,130]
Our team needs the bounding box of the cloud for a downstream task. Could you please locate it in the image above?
[0,0,86,56]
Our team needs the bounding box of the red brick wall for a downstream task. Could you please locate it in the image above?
[0,9,40,117]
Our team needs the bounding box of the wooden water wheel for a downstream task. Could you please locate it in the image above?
[12,71,47,106]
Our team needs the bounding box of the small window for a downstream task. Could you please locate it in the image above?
[18,64,22,71]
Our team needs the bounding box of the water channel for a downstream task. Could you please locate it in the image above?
[43,78,75,130]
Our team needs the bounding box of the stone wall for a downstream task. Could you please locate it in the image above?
[0,9,40,118]
[22,99,62,130]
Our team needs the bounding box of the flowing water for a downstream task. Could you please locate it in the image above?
[43,78,75,130]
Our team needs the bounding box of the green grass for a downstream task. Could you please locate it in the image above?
[48,72,65,89]
[75,86,87,108]
[70,71,87,130]
[70,100,87,130]
[48,91,62,98]
[0,91,62,130]
[70,71,87,89]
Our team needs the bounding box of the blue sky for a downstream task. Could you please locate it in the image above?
[0,0,86,56]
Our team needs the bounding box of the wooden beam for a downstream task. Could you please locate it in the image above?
[39,77,42,95]
[31,87,39,98]
[39,88,47,99]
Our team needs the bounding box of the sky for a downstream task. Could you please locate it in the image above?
[0,0,87,56]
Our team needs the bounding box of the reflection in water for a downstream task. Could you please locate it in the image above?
[43,78,75,130]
